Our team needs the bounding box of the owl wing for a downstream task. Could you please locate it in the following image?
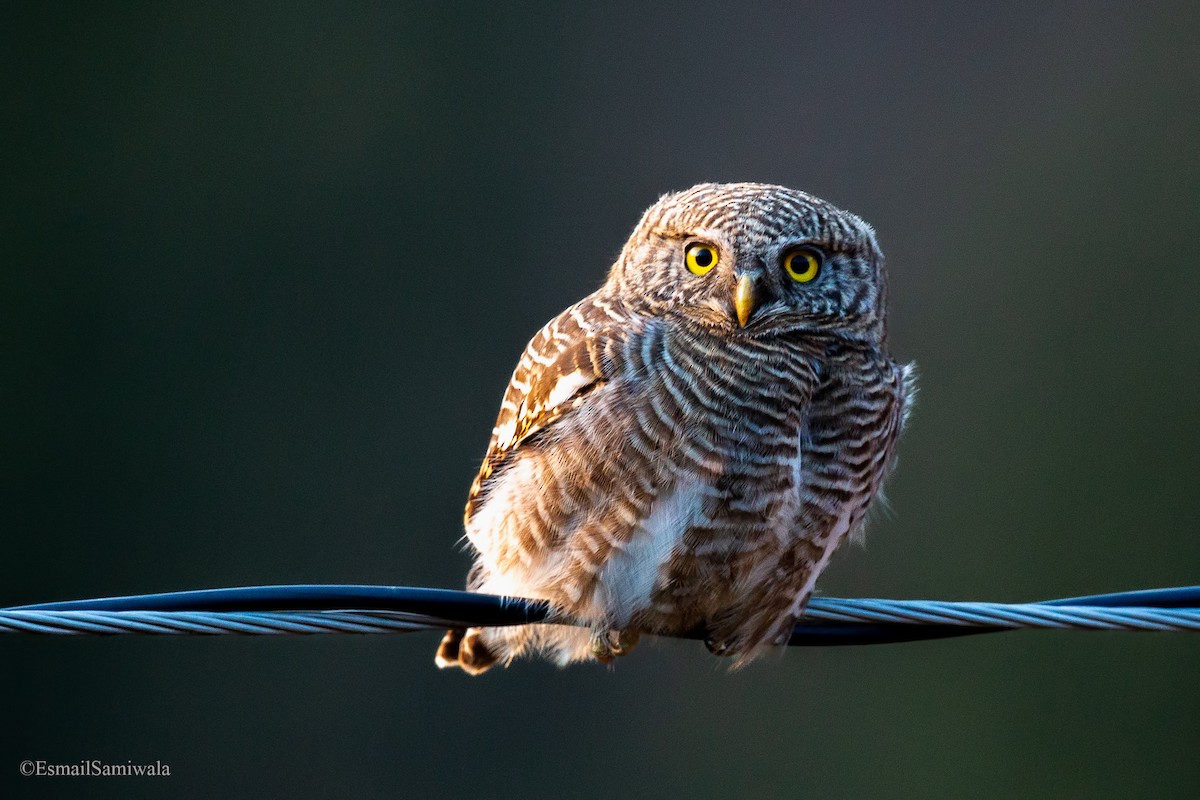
[802,347,914,543]
[464,297,622,523]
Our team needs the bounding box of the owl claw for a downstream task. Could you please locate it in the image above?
[590,628,640,663]
[436,627,499,675]
[704,638,732,657]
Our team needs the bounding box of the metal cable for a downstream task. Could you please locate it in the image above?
[4,584,1199,645]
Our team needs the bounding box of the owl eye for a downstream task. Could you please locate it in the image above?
[684,242,719,276]
[782,246,823,283]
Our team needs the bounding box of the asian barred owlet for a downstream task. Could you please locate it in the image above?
[436,182,915,673]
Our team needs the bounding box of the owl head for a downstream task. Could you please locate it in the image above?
[607,183,888,341]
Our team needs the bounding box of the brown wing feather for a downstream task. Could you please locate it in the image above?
[464,298,617,524]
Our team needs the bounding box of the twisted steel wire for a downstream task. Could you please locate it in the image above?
[4,585,1199,645]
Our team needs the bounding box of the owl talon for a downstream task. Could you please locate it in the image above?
[435,627,501,674]
[614,628,640,656]
[705,638,732,657]
[590,628,640,663]
[590,632,615,663]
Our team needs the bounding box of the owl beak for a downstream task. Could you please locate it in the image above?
[734,274,758,327]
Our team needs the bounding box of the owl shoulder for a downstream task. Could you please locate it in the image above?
[465,295,638,518]
[492,294,636,448]
[813,339,915,428]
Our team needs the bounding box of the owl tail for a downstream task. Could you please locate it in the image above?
[434,627,499,675]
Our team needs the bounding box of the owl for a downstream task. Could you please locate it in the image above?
[436,183,915,674]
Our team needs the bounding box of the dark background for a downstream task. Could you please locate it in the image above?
[4,2,1199,798]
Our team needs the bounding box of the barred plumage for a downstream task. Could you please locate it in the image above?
[437,183,915,673]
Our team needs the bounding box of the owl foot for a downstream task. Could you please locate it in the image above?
[435,627,499,675]
[589,628,640,664]
[704,637,732,657]
[704,614,795,667]
[434,628,464,669]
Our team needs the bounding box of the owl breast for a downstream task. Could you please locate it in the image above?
[465,314,884,651]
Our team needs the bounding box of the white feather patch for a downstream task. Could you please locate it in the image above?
[780,423,805,546]
[544,369,592,410]
[599,477,705,625]
[493,419,518,448]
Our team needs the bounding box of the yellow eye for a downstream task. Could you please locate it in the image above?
[783,247,822,283]
[684,243,719,276]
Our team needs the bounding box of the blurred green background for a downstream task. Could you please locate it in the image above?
[3,2,1199,798]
